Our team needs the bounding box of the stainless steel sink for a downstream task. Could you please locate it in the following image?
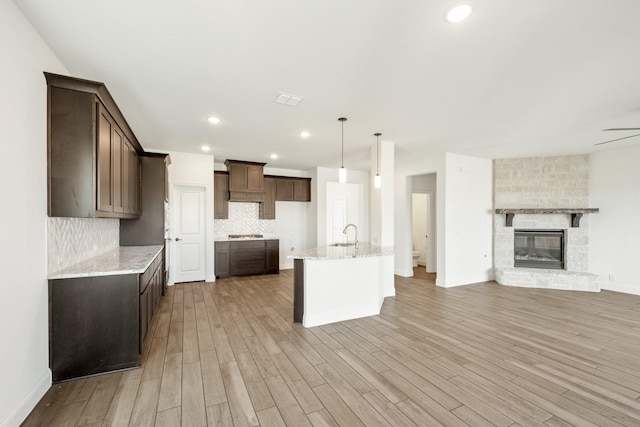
[330,243,355,247]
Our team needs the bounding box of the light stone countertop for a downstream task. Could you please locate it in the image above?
[288,242,394,260]
[48,245,164,280]
[215,234,279,242]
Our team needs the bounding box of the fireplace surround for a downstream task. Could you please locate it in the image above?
[493,155,599,292]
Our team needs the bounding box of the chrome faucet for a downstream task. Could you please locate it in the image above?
[342,223,358,249]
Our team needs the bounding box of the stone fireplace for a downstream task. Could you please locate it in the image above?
[493,155,599,292]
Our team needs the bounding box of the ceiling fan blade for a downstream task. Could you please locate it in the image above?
[595,132,640,146]
[603,128,640,131]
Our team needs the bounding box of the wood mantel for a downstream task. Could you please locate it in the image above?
[495,208,599,227]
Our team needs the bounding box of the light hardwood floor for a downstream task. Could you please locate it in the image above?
[24,269,640,426]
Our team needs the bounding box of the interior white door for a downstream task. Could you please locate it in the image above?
[331,199,348,244]
[171,185,206,283]
[326,182,363,245]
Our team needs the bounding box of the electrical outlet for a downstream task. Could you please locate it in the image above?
[609,274,616,282]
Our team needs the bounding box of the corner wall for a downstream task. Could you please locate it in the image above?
[394,152,493,287]
[443,153,494,286]
[590,146,640,294]
[0,2,69,425]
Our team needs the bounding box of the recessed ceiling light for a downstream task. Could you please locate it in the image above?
[201,145,211,152]
[207,116,221,124]
[270,154,278,159]
[446,3,473,23]
[300,131,310,138]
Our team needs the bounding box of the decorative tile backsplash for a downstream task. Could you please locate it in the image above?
[214,202,274,237]
[47,217,119,274]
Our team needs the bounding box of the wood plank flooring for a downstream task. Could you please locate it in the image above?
[23,269,640,426]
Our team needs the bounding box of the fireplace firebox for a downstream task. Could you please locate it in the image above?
[514,229,565,270]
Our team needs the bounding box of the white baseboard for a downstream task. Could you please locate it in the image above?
[1,369,51,427]
[394,268,413,277]
[601,281,640,296]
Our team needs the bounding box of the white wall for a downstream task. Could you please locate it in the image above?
[273,202,308,269]
[590,146,640,295]
[394,151,493,287]
[0,2,69,425]
[161,151,216,283]
[443,153,494,287]
[370,141,395,246]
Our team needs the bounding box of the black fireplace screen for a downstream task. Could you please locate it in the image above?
[514,229,564,270]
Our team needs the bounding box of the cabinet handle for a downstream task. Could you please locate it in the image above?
[175,238,182,241]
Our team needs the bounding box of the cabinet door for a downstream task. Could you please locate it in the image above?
[259,177,276,219]
[214,172,229,219]
[97,105,114,212]
[122,139,131,214]
[276,178,294,201]
[266,240,279,274]
[293,179,311,201]
[139,281,150,352]
[112,126,124,213]
[228,163,248,191]
[229,241,265,276]
[215,242,230,278]
[131,152,141,215]
[246,164,264,192]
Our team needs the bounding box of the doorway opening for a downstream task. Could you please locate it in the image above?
[411,173,437,281]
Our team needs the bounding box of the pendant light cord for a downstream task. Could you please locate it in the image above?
[376,134,380,174]
[341,120,344,168]
[338,118,347,168]
[375,132,381,175]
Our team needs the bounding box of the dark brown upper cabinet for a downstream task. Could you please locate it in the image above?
[120,154,170,246]
[214,171,229,219]
[224,159,266,202]
[46,72,142,219]
[275,177,311,202]
[259,177,276,219]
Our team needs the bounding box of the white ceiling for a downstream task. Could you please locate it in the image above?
[15,0,640,171]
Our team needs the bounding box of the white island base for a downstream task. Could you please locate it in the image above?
[291,243,394,328]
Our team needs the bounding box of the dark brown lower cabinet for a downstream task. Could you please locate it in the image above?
[49,251,164,382]
[215,239,279,278]
[266,240,279,274]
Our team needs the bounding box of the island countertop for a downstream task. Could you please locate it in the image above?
[48,245,164,280]
[288,242,393,260]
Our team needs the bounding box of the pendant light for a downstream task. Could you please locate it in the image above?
[338,117,347,183]
[374,133,382,189]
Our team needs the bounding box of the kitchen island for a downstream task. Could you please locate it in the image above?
[289,243,394,327]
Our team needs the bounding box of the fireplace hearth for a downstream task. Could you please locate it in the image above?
[514,229,564,270]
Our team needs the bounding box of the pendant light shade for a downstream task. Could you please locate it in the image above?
[374,133,382,189]
[338,117,347,184]
[339,167,347,184]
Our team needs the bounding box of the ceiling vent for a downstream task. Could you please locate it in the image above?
[275,92,303,106]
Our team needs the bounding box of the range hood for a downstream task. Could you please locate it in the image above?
[224,159,266,202]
